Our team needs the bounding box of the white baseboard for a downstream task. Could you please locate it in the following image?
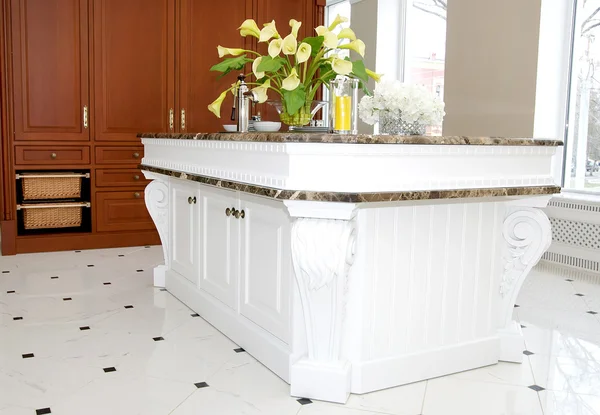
[166,269,292,383]
[350,336,500,394]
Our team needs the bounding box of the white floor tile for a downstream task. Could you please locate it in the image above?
[342,381,426,415]
[529,354,600,396]
[539,390,600,415]
[422,377,544,415]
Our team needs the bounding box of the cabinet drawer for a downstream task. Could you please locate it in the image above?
[95,147,143,165]
[96,191,154,232]
[96,169,150,187]
[15,146,90,165]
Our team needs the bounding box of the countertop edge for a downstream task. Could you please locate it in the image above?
[137,132,564,146]
[140,164,562,202]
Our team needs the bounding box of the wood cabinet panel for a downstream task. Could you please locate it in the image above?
[15,146,90,165]
[95,146,143,165]
[11,0,89,141]
[93,0,175,141]
[96,191,154,232]
[177,0,252,133]
[95,169,149,187]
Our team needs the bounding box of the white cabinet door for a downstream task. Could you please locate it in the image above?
[239,194,291,344]
[198,186,239,310]
[171,180,200,284]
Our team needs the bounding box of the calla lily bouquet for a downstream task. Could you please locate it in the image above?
[208,15,381,126]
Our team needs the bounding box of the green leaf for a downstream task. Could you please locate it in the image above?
[282,84,306,115]
[210,55,253,79]
[302,36,325,57]
[351,60,369,84]
[256,56,286,73]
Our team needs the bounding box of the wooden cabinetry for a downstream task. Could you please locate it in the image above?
[0,0,323,254]
[10,0,89,142]
[93,0,175,141]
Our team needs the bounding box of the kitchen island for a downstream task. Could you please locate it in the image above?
[139,132,562,403]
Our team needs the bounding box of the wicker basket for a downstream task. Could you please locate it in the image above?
[22,204,83,230]
[21,173,83,200]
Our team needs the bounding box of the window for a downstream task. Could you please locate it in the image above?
[565,0,600,192]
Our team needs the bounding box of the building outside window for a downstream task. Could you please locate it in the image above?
[565,0,600,193]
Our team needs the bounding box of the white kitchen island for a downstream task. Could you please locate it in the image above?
[139,132,562,403]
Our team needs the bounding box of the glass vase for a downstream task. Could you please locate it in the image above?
[329,78,359,134]
[279,101,312,127]
[379,110,426,135]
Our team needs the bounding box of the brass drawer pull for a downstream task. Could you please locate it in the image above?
[134,192,141,199]
[133,152,140,159]
[50,153,57,159]
[133,174,140,180]
[225,207,232,217]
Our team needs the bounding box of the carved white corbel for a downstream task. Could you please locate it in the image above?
[142,171,170,287]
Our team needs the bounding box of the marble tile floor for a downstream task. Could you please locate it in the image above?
[2,247,600,414]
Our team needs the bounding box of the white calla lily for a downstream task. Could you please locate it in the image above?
[268,38,283,58]
[330,56,353,75]
[323,31,339,49]
[217,46,245,58]
[338,39,366,57]
[296,42,311,64]
[315,25,327,36]
[328,14,349,31]
[252,79,271,103]
[259,20,279,42]
[281,34,298,55]
[289,19,302,38]
[282,68,301,91]
[337,28,356,41]
[238,19,260,38]
[208,90,228,118]
[252,57,265,79]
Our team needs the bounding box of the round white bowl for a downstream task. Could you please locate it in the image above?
[223,124,237,132]
[253,121,281,132]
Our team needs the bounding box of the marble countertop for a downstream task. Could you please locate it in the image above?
[137,132,563,146]
[140,165,561,202]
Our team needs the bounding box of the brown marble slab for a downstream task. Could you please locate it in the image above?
[137,132,563,146]
[140,165,561,202]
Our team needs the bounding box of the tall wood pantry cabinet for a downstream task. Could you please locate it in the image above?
[0,0,325,255]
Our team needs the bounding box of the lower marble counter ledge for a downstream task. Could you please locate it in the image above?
[139,164,561,202]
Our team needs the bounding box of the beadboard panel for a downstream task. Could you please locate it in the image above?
[358,202,504,360]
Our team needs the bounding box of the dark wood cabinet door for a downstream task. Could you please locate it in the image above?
[11,0,89,141]
[177,0,252,133]
[93,0,175,141]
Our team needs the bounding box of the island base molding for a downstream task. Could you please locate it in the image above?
[143,171,554,404]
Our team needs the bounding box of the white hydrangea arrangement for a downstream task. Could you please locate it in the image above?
[358,80,445,126]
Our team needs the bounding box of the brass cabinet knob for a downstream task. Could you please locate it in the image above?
[187,196,196,204]
[133,174,140,180]
[134,192,141,198]
[50,153,57,159]
[240,210,245,219]
[233,209,240,219]
[133,152,140,159]
[225,208,232,217]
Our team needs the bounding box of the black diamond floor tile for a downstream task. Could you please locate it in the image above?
[103,367,117,373]
[2,270,10,273]
[576,293,585,297]
[80,326,90,331]
[103,282,112,285]
[153,336,164,341]
[191,313,200,317]
[588,311,598,315]
[194,382,209,388]
[6,290,15,294]
[63,297,72,301]
[136,269,144,272]
[124,305,134,309]
[566,279,574,282]
[13,317,23,321]
[87,265,94,267]
[521,324,527,328]
[118,255,125,257]
[51,276,58,279]
[297,398,313,405]
[514,304,520,308]
[234,348,246,353]
[523,350,534,356]
[22,353,34,359]
[528,385,545,392]
[36,408,52,415]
